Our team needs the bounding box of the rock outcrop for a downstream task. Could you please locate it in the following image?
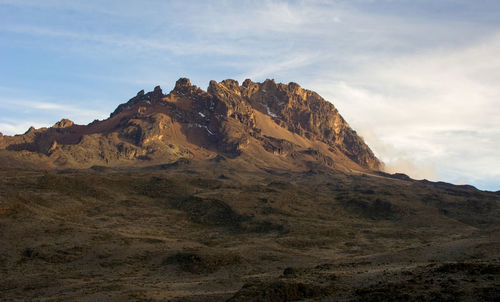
[53,119,74,129]
[209,79,380,169]
[0,78,381,171]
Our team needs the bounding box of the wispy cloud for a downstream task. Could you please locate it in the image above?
[0,121,48,136]
[239,52,323,80]
[0,98,105,117]
[0,98,108,135]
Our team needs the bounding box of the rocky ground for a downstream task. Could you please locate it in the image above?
[1,160,498,301]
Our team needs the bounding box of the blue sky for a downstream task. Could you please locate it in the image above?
[1,0,499,190]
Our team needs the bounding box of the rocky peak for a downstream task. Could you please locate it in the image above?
[208,78,381,170]
[242,79,252,88]
[172,78,210,101]
[53,118,74,129]
[220,79,240,92]
[207,80,221,93]
[116,78,380,169]
[173,78,192,93]
[111,86,163,117]
[262,79,279,92]
[151,85,164,101]
[208,80,253,120]
[287,82,302,92]
[24,126,36,135]
[1,78,381,171]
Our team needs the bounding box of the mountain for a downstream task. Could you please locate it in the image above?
[0,78,380,171]
[1,79,498,301]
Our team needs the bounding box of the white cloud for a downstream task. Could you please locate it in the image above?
[0,122,48,136]
[0,98,108,135]
[310,32,500,189]
[0,98,105,117]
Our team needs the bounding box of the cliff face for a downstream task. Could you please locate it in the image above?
[0,78,381,171]
[208,79,380,170]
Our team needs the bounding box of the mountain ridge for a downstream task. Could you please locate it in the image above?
[0,78,380,172]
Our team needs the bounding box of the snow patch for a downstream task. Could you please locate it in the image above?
[263,104,278,118]
[205,127,214,135]
[190,123,214,135]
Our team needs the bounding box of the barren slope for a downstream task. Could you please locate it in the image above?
[0,163,498,301]
[0,78,380,172]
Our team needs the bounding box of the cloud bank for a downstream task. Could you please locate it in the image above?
[313,32,500,189]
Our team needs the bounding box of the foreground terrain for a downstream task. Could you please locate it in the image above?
[1,160,498,301]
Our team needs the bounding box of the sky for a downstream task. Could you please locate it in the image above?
[0,0,499,191]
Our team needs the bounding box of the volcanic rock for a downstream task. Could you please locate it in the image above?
[53,119,74,129]
[0,78,381,171]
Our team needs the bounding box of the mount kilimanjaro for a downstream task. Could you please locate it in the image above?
[0,79,498,301]
[0,78,380,172]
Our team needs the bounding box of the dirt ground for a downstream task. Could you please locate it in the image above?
[0,161,499,301]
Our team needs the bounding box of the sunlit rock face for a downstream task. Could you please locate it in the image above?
[0,78,380,171]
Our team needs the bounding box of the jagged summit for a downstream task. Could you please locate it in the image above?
[174,77,192,91]
[53,119,74,129]
[0,78,381,171]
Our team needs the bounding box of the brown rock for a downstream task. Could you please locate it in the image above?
[212,78,381,169]
[174,78,192,91]
[53,119,74,129]
[0,78,382,171]
[151,85,163,101]
[48,140,58,154]
[24,126,36,135]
